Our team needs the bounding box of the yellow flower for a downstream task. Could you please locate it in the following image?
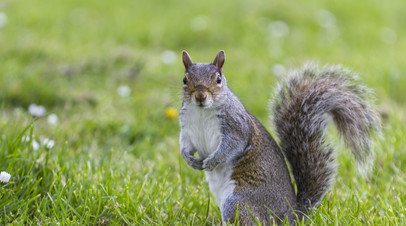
[165,107,179,119]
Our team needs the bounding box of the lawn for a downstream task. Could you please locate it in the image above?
[1,0,405,225]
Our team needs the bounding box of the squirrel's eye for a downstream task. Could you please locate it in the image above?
[216,75,222,84]
[183,76,187,85]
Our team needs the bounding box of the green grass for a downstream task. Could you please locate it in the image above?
[1,0,405,224]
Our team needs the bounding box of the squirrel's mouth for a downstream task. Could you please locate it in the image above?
[197,102,210,108]
[196,102,213,109]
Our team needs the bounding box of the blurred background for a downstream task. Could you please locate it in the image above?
[0,0,405,224]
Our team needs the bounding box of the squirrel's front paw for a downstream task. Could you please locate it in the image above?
[190,157,204,170]
[181,149,204,170]
[203,155,219,171]
[184,156,204,170]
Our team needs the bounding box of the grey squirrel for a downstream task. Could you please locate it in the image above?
[179,50,380,225]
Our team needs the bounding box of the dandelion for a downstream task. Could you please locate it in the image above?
[22,135,31,142]
[47,113,59,125]
[165,107,179,119]
[380,27,397,45]
[389,67,401,80]
[190,15,208,31]
[272,64,286,77]
[43,138,55,149]
[117,85,131,97]
[32,139,40,150]
[317,9,336,28]
[21,135,42,150]
[0,12,7,28]
[268,21,290,38]
[161,50,176,65]
[28,104,46,117]
[0,171,11,183]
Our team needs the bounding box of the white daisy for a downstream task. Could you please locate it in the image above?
[117,85,131,97]
[28,104,46,117]
[0,171,11,183]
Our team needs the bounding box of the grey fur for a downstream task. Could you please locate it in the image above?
[271,64,381,211]
[179,51,381,225]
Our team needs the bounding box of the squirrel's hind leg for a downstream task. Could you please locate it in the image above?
[221,194,271,225]
[221,192,299,225]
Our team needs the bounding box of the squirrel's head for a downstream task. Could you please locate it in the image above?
[181,50,227,108]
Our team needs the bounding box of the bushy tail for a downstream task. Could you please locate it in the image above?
[271,64,381,212]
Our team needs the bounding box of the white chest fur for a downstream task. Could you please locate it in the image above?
[180,105,222,158]
[180,105,236,211]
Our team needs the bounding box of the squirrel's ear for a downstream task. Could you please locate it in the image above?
[213,50,226,72]
[182,50,193,70]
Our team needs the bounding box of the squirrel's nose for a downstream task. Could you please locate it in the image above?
[195,94,207,103]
